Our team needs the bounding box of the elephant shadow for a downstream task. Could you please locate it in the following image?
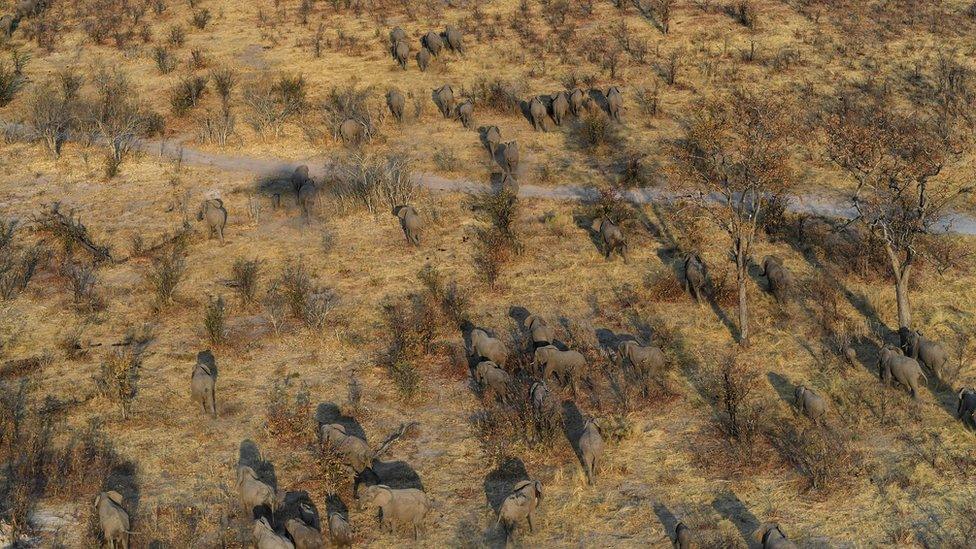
[711,491,761,546]
[276,489,318,526]
[651,502,682,545]
[571,212,608,257]
[482,457,529,514]
[586,88,610,116]
[488,171,519,192]
[517,99,545,130]
[99,456,140,530]
[561,400,587,463]
[238,439,277,490]
[372,460,424,491]
[315,402,367,442]
[766,371,796,407]
[747,259,768,294]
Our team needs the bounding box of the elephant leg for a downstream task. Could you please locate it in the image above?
[527,513,534,532]
[217,226,224,245]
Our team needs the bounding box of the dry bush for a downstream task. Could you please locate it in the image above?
[417,264,471,329]
[171,75,208,116]
[93,347,141,420]
[726,0,759,28]
[0,219,46,301]
[634,84,661,119]
[0,52,28,108]
[0,382,54,541]
[388,359,422,400]
[382,293,437,362]
[28,71,82,159]
[771,422,861,492]
[469,77,524,115]
[314,84,379,142]
[146,247,186,308]
[167,25,185,46]
[473,396,566,466]
[329,152,418,215]
[644,267,685,302]
[153,46,177,74]
[203,295,227,345]
[262,283,288,336]
[45,420,124,500]
[265,375,312,446]
[470,187,522,288]
[572,111,621,154]
[191,8,211,29]
[274,257,338,331]
[243,73,308,138]
[63,261,104,313]
[231,258,261,305]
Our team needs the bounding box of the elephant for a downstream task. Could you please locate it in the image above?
[761,255,793,303]
[475,360,512,398]
[291,164,310,193]
[416,47,431,71]
[957,387,976,428]
[392,39,409,69]
[394,205,422,246]
[497,479,543,539]
[444,25,464,53]
[551,91,569,126]
[297,180,317,218]
[253,517,295,549]
[755,523,797,549]
[502,141,519,175]
[606,86,623,121]
[534,345,584,390]
[434,84,456,118]
[878,345,928,399]
[674,522,691,549]
[616,340,665,379]
[15,0,40,19]
[360,485,431,540]
[455,100,474,129]
[569,88,585,116]
[328,501,352,547]
[1,14,18,39]
[483,125,501,160]
[339,119,364,144]
[577,419,604,484]
[683,254,707,303]
[590,217,628,261]
[528,96,547,131]
[285,517,324,549]
[95,491,130,549]
[530,381,557,415]
[389,27,406,44]
[904,330,949,379]
[236,465,277,518]
[320,423,372,473]
[197,198,227,244]
[190,350,217,418]
[421,31,443,56]
[470,328,509,367]
[794,385,827,422]
[523,314,555,348]
[843,346,858,368]
[387,89,406,122]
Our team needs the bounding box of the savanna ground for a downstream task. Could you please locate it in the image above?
[1,0,976,547]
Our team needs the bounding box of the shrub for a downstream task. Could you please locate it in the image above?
[189,48,207,70]
[203,295,227,345]
[265,375,312,446]
[146,248,186,308]
[644,267,685,302]
[469,77,523,115]
[771,422,861,492]
[167,25,185,47]
[231,258,261,305]
[153,46,177,74]
[277,257,312,318]
[382,293,437,361]
[94,347,140,420]
[64,261,103,313]
[573,111,620,154]
[330,151,418,215]
[417,264,470,328]
[303,287,339,331]
[262,283,288,336]
[468,187,523,288]
[0,51,28,107]
[171,75,208,116]
[388,359,421,400]
[702,353,766,444]
[191,8,211,29]
[727,0,759,28]
[243,73,307,138]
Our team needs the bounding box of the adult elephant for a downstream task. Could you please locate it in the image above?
[878,345,928,399]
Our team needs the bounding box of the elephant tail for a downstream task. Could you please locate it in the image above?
[919,368,929,384]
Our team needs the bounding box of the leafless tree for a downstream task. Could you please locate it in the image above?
[672,89,796,346]
[822,90,973,330]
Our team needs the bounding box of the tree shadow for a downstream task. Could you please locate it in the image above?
[315,402,366,441]
[766,371,795,406]
[238,439,277,490]
[372,460,424,491]
[711,491,760,547]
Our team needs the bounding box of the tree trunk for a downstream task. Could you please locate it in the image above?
[736,247,749,346]
[894,268,912,329]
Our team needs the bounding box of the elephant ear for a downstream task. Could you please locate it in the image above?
[524,315,538,329]
[106,490,124,506]
[534,480,543,501]
[394,205,407,219]
[590,217,604,232]
[93,493,102,508]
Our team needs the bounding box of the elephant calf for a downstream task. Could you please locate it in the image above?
[606,86,623,121]
[434,84,455,118]
[392,39,409,69]
[253,517,295,549]
[674,521,691,549]
[756,523,798,549]
[470,328,509,367]
[761,255,793,303]
[455,100,474,129]
[483,125,501,161]
[528,97,548,131]
[422,31,443,56]
[360,485,431,539]
[958,387,976,428]
[616,340,665,380]
[444,25,464,53]
[578,419,604,485]
[387,89,405,122]
[569,88,585,116]
[328,506,352,547]
[197,197,227,244]
[551,91,569,126]
[416,47,431,71]
[684,254,707,303]
[530,381,557,416]
[524,314,555,348]
[794,385,826,422]
[475,360,512,399]
[190,350,217,418]
[95,491,130,549]
[236,465,277,519]
[535,345,584,391]
[591,217,628,262]
[320,423,371,473]
[394,205,422,246]
[285,517,324,549]
[502,141,519,175]
[904,329,948,380]
[498,479,543,540]
[878,345,927,399]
